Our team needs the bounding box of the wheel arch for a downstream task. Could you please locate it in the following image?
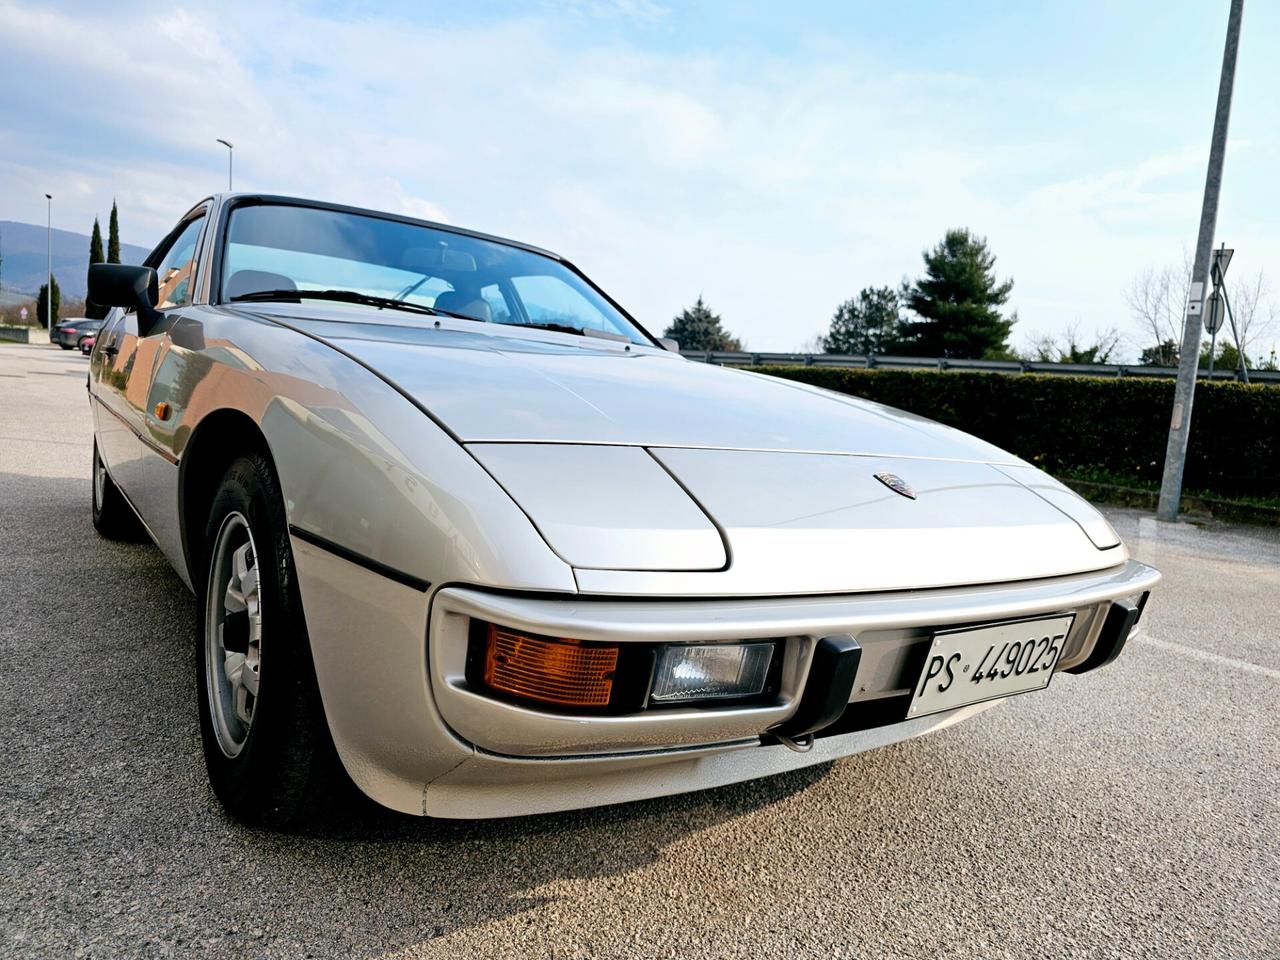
[179,408,274,584]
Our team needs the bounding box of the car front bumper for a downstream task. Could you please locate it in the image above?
[289,533,1159,818]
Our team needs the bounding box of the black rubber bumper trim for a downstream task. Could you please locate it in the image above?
[288,524,431,592]
[1066,596,1142,675]
[769,634,863,739]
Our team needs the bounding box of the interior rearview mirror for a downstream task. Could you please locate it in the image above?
[401,246,478,273]
[89,264,162,332]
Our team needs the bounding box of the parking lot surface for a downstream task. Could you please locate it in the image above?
[2,343,1277,959]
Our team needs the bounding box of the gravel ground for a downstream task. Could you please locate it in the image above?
[2,343,1277,960]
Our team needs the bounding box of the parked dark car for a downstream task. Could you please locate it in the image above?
[51,317,104,350]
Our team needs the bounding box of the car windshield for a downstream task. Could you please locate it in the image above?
[220,203,652,345]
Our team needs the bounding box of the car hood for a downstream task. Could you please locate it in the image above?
[270,315,1012,460]
[260,313,1123,592]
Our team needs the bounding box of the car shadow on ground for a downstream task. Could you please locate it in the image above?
[1,472,836,953]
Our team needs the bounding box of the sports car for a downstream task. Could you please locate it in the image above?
[86,194,1160,827]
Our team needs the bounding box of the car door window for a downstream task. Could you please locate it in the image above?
[151,216,205,309]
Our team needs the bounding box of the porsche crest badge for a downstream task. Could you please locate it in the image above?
[874,472,917,500]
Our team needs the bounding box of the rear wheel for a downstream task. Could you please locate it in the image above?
[91,441,145,540]
[195,452,349,829]
[58,342,73,350]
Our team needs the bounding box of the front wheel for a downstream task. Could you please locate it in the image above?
[196,452,349,829]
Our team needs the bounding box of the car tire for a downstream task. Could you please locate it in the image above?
[58,342,73,350]
[91,440,145,540]
[195,451,351,829]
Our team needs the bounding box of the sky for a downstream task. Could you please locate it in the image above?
[2,0,1277,357]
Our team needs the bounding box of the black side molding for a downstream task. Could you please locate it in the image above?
[769,634,862,740]
[287,524,431,592]
[1066,596,1144,675]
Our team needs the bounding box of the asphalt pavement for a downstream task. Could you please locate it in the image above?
[2,343,1277,960]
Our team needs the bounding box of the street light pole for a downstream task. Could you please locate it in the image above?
[45,193,52,336]
[216,138,234,190]
[1156,0,1245,522]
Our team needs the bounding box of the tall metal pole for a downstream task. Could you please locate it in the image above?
[1156,0,1244,521]
[216,139,234,190]
[45,193,52,335]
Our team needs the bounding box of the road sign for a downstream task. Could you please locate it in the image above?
[1204,290,1225,334]
[1212,247,1234,284]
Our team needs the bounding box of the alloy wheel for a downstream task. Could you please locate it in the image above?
[204,512,263,758]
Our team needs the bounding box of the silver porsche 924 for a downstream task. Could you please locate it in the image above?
[87,194,1160,828]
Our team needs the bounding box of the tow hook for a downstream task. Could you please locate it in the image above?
[775,732,815,753]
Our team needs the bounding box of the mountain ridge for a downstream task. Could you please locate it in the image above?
[0,220,152,300]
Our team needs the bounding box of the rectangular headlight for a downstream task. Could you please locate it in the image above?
[649,642,774,704]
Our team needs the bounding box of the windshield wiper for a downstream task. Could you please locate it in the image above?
[508,321,633,343]
[230,288,445,318]
[231,290,638,341]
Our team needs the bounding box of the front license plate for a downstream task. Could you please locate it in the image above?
[908,614,1075,719]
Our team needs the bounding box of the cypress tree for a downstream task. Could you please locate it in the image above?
[37,276,61,329]
[107,200,121,264]
[86,218,107,319]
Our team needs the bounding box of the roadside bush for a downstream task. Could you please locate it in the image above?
[753,366,1279,500]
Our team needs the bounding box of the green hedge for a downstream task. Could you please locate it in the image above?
[754,366,1279,501]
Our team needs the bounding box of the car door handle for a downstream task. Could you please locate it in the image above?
[102,342,119,358]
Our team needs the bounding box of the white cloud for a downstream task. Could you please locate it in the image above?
[549,0,669,23]
[1,0,1274,357]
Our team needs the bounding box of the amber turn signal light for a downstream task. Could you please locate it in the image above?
[483,624,619,708]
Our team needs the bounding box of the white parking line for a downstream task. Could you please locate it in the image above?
[1135,634,1280,681]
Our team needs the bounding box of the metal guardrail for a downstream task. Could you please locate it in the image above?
[679,351,1280,384]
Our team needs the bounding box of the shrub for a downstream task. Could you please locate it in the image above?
[753,366,1279,500]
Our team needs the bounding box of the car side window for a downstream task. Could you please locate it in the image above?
[480,283,512,323]
[151,215,206,310]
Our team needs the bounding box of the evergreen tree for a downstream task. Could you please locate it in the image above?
[107,200,121,264]
[898,229,1015,358]
[1139,340,1180,367]
[86,218,107,320]
[821,286,904,355]
[36,276,61,329]
[663,296,742,351]
[1200,339,1247,371]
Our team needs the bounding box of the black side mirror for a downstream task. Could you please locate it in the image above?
[88,263,161,332]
